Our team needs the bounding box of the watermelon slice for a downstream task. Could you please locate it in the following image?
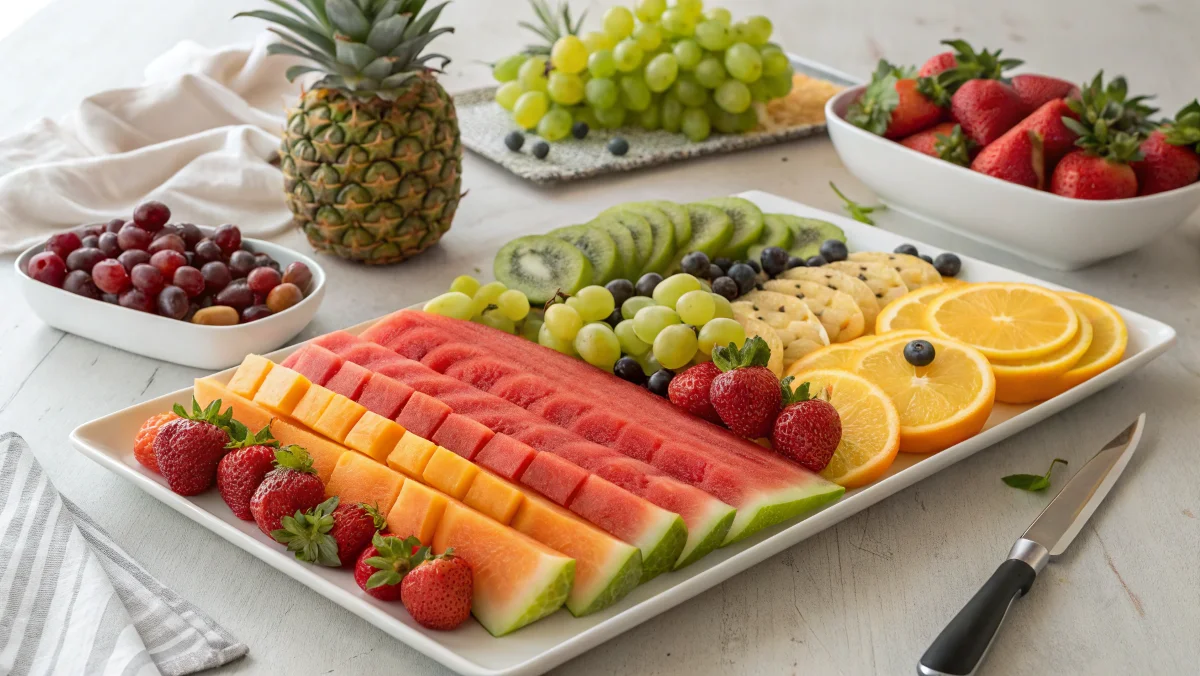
[325,361,371,400]
[432,413,495,460]
[280,347,342,386]
[397,391,451,438]
[358,375,413,419]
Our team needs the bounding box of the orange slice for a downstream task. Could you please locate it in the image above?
[784,343,862,377]
[990,309,1093,404]
[924,282,1079,360]
[875,284,952,333]
[797,369,900,488]
[853,335,996,454]
[1059,292,1128,389]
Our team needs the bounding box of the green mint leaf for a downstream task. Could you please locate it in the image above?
[830,182,884,226]
[1002,458,1068,492]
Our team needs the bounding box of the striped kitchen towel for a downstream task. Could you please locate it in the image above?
[0,433,247,675]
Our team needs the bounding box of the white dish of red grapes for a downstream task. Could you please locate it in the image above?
[16,200,326,369]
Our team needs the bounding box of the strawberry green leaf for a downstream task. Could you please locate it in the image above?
[1163,99,1200,151]
[780,377,814,406]
[1002,458,1068,492]
[845,59,907,136]
[273,445,316,474]
[272,497,341,566]
[712,336,772,372]
[933,124,976,166]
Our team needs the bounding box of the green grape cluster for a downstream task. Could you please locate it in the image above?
[424,276,533,335]
[492,0,795,143]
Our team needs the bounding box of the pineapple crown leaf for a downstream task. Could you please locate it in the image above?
[712,336,772,373]
[364,533,429,589]
[273,445,316,474]
[845,60,913,135]
[173,397,242,437]
[933,124,976,166]
[271,496,341,566]
[519,0,586,55]
[1163,100,1200,150]
[225,421,281,450]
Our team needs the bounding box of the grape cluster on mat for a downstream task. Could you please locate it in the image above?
[491,0,795,146]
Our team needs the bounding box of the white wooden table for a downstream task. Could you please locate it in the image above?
[3,0,1199,674]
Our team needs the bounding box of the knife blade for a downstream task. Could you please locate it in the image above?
[917,414,1146,676]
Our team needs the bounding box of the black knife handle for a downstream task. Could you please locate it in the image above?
[918,559,1037,676]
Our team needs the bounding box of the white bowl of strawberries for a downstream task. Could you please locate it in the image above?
[825,41,1200,270]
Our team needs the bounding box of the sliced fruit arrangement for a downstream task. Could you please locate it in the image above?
[25,200,313,324]
[848,39,1200,199]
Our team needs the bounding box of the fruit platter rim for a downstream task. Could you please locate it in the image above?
[456,53,861,186]
[69,192,1176,676]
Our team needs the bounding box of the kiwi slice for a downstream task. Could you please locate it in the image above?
[769,214,847,260]
[549,224,620,285]
[586,215,639,281]
[603,209,654,275]
[493,235,592,304]
[700,197,765,260]
[646,200,692,252]
[609,203,675,274]
[679,203,734,260]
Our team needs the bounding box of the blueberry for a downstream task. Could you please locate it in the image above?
[894,243,919,256]
[605,278,635,307]
[786,256,805,269]
[707,263,724,280]
[531,141,550,159]
[712,276,739,300]
[805,255,828,267]
[934,253,962,277]
[607,137,630,156]
[635,272,663,297]
[571,121,590,139]
[904,339,936,367]
[741,259,761,274]
[614,356,647,385]
[504,131,525,152]
[604,308,624,327]
[819,239,848,262]
[727,263,757,294]
[759,246,789,277]
[681,251,710,277]
[713,257,733,273]
[647,368,675,396]
[920,254,934,264]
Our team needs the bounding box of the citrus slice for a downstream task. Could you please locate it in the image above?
[991,309,1093,404]
[924,282,1079,360]
[796,369,900,488]
[875,284,953,333]
[784,343,862,377]
[1059,292,1128,389]
[853,335,996,454]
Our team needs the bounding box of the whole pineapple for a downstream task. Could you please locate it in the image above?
[240,0,462,264]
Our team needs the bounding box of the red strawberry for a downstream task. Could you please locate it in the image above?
[402,550,474,631]
[915,40,1022,108]
[1051,150,1138,200]
[668,362,722,423]
[1051,75,1150,200]
[899,122,976,166]
[249,446,326,537]
[329,502,387,566]
[216,424,279,520]
[1012,98,1080,163]
[273,497,387,566]
[918,51,956,78]
[1131,101,1200,195]
[153,398,240,496]
[771,380,842,473]
[355,534,428,602]
[971,128,1046,189]
[133,411,177,474]
[1011,74,1080,111]
[950,79,1031,147]
[709,337,783,439]
[846,60,942,140]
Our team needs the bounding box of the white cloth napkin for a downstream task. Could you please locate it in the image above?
[0,433,248,676]
[0,34,301,254]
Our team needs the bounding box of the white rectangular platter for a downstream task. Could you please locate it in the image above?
[70,191,1176,676]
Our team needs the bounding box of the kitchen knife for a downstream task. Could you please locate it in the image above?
[917,413,1146,676]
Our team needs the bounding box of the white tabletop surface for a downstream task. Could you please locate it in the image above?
[2,0,1199,674]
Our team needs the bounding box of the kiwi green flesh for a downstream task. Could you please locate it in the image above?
[620,204,675,274]
[493,235,592,305]
[586,215,639,281]
[646,200,692,250]
[681,203,734,259]
[769,214,847,260]
[604,210,654,274]
[549,225,620,285]
[701,197,765,260]
[758,214,796,249]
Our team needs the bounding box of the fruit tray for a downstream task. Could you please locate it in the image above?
[69,191,1175,676]
[457,54,859,185]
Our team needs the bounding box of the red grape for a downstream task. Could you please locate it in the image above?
[266,283,303,313]
[178,223,202,249]
[105,219,126,234]
[281,262,312,292]
[46,232,82,259]
[118,288,154,313]
[148,234,185,255]
[201,261,232,294]
[117,223,151,251]
[131,264,164,295]
[27,252,67,287]
[66,247,106,272]
[158,224,181,238]
[247,266,282,294]
[156,286,189,319]
[216,282,253,310]
[81,235,99,248]
[241,304,272,322]
[63,270,101,299]
[228,250,257,278]
[102,293,119,304]
[193,239,223,265]
[173,266,205,297]
[117,249,150,272]
[133,201,170,232]
[150,250,187,278]
[98,232,121,258]
[92,259,131,294]
[213,224,241,254]
[83,224,106,237]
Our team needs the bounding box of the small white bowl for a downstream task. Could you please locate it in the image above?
[825,85,1200,270]
[16,227,326,370]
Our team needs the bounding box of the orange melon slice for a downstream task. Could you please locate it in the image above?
[324,451,406,514]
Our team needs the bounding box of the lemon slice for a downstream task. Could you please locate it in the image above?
[796,369,900,488]
[1059,292,1128,389]
[924,282,1079,360]
[991,309,1093,404]
[853,335,996,454]
[875,284,953,333]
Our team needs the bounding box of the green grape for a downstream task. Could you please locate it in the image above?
[536,107,571,140]
[493,54,527,82]
[697,317,746,355]
[694,20,731,51]
[570,285,616,322]
[745,15,773,45]
[449,274,480,296]
[672,39,703,70]
[593,104,627,128]
[545,303,583,341]
[734,107,759,132]
[761,48,790,78]
[711,293,734,319]
[715,79,751,113]
[748,78,770,102]
[638,102,662,130]
[518,56,549,92]
[694,56,727,88]
[615,319,651,356]
[621,295,655,320]
[474,310,516,334]
[513,91,549,129]
[652,273,703,308]
[614,39,644,72]
[588,49,617,78]
[635,0,666,22]
[644,53,679,93]
[676,289,716,325]
[653,324,699,370]
[661,95,684,132]
[638,351,662,376]
[574,323,622,370]
[603,6,635,40]
[705,7,732,26]
[725,43,763,83]
[539,323,577,356]
[585,77,620,110]
[632,22,663,51]
[547,72,584,105]
[620,74,652,112]
[575,105,600,129]
[676,0,703,19]
[632,305,681,343]
[672,75,707,107]
[495,81,524,111]
[729,21,752,44]
[423,291,475,320]
[698,278,711,292]
[688,349,712,366]
[582,31,614,52]
[660,8,695,36]
[521,314,543,341]
[764,70,795,99]
[551,35,588,74]
[681,107,711,142]
[472,280,508,314]
[497,289,531,321]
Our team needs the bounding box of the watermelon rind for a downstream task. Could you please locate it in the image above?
[721,483,846,546]
[638,514,687,582]
[569,547,642,617]
[674,505,736,569]
[482,559,576,637]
